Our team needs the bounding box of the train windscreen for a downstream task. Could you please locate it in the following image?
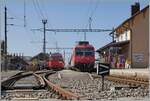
[50,54,64,61]
[75,48,94,56]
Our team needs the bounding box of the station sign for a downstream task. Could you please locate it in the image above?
[97,63,110,76]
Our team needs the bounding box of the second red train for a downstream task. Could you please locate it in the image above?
[47,53,65,70]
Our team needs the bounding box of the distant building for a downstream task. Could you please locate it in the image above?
[97,3,149,68]
[8,54,29,70]
[31,52,49,61]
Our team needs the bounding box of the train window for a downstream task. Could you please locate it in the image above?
[76,52,84,56]
[58,58,64,61]
[85,48,94,51]
[75,48,94,52]
[49,56,63,61]
[75,48,82,52]
[85,52,94,56]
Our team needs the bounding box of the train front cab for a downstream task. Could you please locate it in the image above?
[73,47,95,72]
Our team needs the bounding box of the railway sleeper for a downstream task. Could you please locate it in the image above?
[2,86,45,90]
[112,86,139,90]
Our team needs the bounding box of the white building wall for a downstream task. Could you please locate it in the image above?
[115,30,131,42]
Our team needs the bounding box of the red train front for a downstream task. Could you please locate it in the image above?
[71,41,95,72]
[47,53,64,70]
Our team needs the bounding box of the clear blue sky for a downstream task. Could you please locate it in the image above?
[0,0,149,60]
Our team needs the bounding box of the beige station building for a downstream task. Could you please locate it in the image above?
[97,3,149,69]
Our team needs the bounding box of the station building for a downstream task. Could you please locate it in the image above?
[97,3,149,69]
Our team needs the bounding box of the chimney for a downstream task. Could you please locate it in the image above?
[131,2,140,16]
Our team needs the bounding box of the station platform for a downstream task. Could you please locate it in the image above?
[110,69,149,79]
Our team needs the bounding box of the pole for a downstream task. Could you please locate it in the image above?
[24,0,26,27]
[42,19,47,54]
[56,41,59,53]
[0,1,2,99]
[102,75,104,91]
[112,27,115,42]
[84,32,86,41]
[89,17,92,30]
[4,6,7,71]
[63,50,65,64]
[130,29,132,69]
[149,3,150,98]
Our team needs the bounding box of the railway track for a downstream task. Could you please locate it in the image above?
[2,70,81,100]
[71,67,148,88]
[48,70,148,100]
[2,89,59,100]
[92,73,149,88]
[2,72,26,90]
[2,71,47,90]
[2,69,149,100]
[105,75,149,88]
[43,71,80,100]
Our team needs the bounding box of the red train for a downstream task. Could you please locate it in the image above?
[47,53,65,70]
[70,41,95,72]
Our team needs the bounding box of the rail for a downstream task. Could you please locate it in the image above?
[43,71,80,100]
[2,71,48,90]
[33,73,45,88]
[105,75,149,87]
